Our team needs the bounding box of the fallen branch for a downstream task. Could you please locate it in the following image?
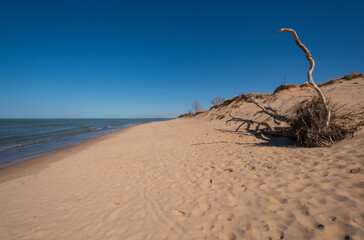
[226,113,272,132]
[226,113,295,138]
[243,95,292,123]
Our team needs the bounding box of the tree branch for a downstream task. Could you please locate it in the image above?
[226,113,273,132]
[243,95,292,123]
[226,113,294,137]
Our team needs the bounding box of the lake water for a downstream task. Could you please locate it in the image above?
[0,118,170,168]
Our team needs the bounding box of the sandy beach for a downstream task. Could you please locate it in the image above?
[0,77,363,240]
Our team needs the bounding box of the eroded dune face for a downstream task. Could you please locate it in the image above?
[189,75,364,124]
[0,76,363,240]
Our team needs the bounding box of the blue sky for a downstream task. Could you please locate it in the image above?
[0,0,363,118]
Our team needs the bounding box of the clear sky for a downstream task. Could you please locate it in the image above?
[0,0,363,118]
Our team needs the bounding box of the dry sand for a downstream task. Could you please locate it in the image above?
[0,77,363,240]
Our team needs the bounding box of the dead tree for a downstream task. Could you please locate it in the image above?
[225,29,362,146]
[191,100,202,113]
[278,28,331,128]
[210,96,225,106]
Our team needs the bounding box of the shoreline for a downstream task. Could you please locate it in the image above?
[0,118,363,239]
[0,123,141,184]
[0,118,172,170]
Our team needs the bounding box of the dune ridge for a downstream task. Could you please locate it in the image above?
[181,73,364,123]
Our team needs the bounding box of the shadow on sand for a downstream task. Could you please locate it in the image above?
[215,128,296,147]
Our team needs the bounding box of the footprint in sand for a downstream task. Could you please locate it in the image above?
[317,170,329,177]
[348,167,360,174]
[240,184,247,192]
[133,208,148,219]
[28,226,40,234]
[316,224,325,229]
[217,232,236,240]
[27,226,45,239]
[107,209,123,222]
[173,208,186,216]
[267,165,277,170]
[191,202,211,217]
[226,193,237,207]
[352,217,364,228]
[191,207,205,217]
[108,202,121,208]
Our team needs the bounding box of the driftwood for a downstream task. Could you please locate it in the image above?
[226,113,294,137]
[278,28,331,128]
[226,113,272,132]
[226,94,295,138]
[243,95,292,123]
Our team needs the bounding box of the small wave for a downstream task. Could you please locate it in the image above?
[0,125,119,152]
[0,135,23,142]
[21,126,87,140]
[89,126,114,132]
[0,138,53,151]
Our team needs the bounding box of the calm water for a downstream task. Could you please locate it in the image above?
[0,118,169,168]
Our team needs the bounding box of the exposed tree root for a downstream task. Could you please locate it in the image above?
[290,97,363,147]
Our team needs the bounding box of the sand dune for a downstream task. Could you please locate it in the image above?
[0,76,363,239]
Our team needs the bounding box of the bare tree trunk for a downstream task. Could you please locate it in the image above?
[278,28,331,128]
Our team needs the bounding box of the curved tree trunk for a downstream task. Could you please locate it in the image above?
[278,28,331,128]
